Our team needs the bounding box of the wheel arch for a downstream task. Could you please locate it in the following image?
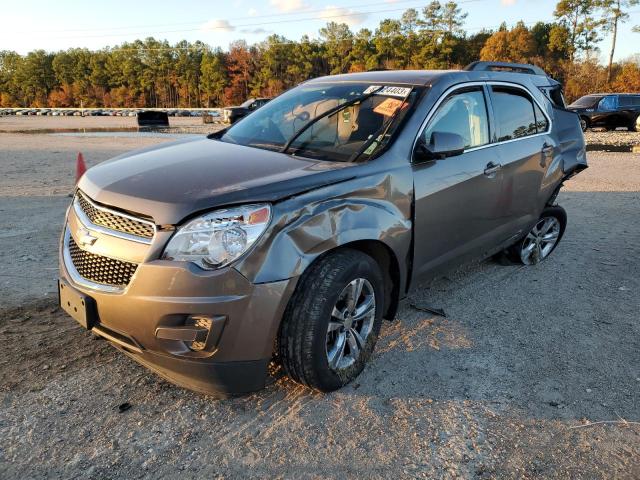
[335,240,401,321]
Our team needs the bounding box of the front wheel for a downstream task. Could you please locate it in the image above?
[631,115,640,132]
[508,206,567,265]
[278,249,384,392]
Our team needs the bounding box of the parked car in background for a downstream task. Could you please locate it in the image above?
[568,93,640,132]
[59,62,587,396]
[221,97,271,124]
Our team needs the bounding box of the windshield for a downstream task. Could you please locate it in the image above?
[569,95,602,108]
[217,83,419,162]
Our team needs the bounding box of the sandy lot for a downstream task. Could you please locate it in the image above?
[0,118,639,479]
[0,115,203,132]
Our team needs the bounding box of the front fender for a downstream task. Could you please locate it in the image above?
[234,172,413,288]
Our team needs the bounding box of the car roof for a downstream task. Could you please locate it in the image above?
[305,69,559,88]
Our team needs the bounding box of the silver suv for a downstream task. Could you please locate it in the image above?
[58,62,587,396]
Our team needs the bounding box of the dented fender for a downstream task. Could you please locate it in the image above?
[234,167,413,294]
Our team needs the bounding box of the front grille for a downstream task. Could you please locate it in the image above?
[68,236,138,287]
[76,192,155,239]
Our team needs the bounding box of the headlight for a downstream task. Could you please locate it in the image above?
[162,204,271,269]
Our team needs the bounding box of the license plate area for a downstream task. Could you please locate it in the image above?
[59,280,98,329]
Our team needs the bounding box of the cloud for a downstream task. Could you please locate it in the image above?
[270,0,307,13]
[240,28,273,34]
[318,6,369,26]
[248,8,258,16]
[201,19,236,32]
[501,0,516,5]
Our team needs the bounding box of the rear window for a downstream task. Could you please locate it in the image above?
[491,87,538,141]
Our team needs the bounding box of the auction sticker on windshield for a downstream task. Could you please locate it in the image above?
[363,86,412,98]
[373,98,405,117]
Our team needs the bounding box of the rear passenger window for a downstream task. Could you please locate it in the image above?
[533,103,549,133]
[422,88,489,149]
[491,87,538,141]
[619,96,632,107]
[620,96,640,107]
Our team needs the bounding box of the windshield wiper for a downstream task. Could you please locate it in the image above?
[280,86,384,155]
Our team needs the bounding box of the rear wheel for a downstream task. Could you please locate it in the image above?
[580,116,589,132]
[278,249,384,392]
[508,206,567,265]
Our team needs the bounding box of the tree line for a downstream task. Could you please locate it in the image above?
[1,0,639,108]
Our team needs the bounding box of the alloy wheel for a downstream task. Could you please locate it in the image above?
[326,278,376,371]
[520,216,561,265]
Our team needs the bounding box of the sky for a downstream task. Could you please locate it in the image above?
[1,0,639,62]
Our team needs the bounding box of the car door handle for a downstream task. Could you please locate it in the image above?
[484,162,501,175]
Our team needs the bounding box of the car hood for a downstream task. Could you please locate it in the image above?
[79,137,356,225]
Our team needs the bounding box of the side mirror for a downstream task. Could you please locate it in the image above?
[414,131,466,162]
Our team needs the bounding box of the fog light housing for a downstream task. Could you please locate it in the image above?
[186,315,213,351]
[155,315,227,354]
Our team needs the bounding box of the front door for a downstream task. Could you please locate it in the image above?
[412,85,505,281]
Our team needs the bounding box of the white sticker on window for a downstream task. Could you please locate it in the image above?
[364,85,412,98]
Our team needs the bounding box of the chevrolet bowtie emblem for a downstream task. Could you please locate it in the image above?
[77,227,98,247]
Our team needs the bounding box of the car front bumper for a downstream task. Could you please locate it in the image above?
[59,213,298,396]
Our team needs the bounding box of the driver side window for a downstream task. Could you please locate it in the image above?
[422,88,489,149]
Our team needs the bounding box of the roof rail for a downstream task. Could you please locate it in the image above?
[464,61,547,76]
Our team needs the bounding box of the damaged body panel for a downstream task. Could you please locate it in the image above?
[59,64,587,395]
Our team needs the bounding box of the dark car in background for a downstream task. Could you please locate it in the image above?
[221,97,271,124]
[58,62,587,396]
[568,93,640,132]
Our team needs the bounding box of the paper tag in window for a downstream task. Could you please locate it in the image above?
[364,85,411,98]
[373,98,404,117]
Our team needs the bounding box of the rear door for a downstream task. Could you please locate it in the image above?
[593,95,618,127]
[488,84,554,236]
[412,84,506,281]
[618,95,640,128]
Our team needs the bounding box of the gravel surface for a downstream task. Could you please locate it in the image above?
[1,120,639,479]
[584,129,640,146]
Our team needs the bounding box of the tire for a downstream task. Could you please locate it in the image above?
[278,249,384,392]
[507,205,567,265]
[631,115,640,132]
[579,116,589,132]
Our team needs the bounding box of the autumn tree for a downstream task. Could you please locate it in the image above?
[225,40,253,104]
[480,22,537,63]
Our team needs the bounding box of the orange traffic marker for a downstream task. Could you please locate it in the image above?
[76,152,87,184]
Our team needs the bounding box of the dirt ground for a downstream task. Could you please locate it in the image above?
[0,117,639,479]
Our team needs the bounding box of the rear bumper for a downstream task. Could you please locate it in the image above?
[59,240,298,396]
